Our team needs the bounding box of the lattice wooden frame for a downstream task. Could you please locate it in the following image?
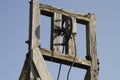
[19,0,99,80]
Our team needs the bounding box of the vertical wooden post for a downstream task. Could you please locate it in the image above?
[85,13,98,80]
[29,0,40,79]
[32,47,52,80]
[19,0,52,80]
[29,0,40,49]
[67,17,77,55]
[29,0,52,80]
[51,13,62,52]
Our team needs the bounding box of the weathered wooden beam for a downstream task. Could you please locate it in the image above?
[51,13,62,52]
[39,3,90,24]
[28,0,40,49]
[19,54,30,80]
[32,47,52,80]
[20,0,53,80]
[19,47,53,80]
[67,16,77,55]
[40,48,91,69]
[85,13,99,80]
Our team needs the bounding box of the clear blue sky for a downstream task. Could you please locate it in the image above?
[0,0,120,80]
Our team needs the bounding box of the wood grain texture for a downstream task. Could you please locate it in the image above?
[51,13,62,52]
[39,3,90,24]
[67,17,77,55]
[20,0,52,80]
[29,0,40,49]
[40,48,91,69]
[85,13,98,80]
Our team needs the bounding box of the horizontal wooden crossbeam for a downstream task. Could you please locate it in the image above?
[40,48,91,69]
[39,3,90,24]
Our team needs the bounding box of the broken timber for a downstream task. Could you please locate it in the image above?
[19,0,99,80]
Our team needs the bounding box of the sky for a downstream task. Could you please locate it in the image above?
[0,0,120,80]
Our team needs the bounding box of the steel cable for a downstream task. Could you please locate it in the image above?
[67,33,77,80]
[56,16,73,80]
[57,46,65,80]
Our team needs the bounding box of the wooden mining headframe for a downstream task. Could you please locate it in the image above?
[19,0,99,80]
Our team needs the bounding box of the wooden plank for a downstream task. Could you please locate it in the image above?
[32,47,52,80]
[40,48,91,69]
[19,47,53,80]
[19,54,30,80]
[67,17,77,55]
[20,0,41,79]
[51,13,62,52]
[85,13,99,80]
[29,0,40,49]
[29,0,41,79]
[39,3,90,24]
[29,0,52,79]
